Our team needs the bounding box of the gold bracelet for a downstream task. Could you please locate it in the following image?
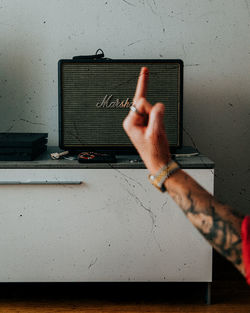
[148,160,180,192]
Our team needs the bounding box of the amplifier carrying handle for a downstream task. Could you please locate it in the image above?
[73,48,107,60]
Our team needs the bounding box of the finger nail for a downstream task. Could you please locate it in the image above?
[141,67,148,74]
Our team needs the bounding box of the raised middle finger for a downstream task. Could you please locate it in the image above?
[134,67,149,101]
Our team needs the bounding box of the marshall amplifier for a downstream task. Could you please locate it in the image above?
[58,54,183,154]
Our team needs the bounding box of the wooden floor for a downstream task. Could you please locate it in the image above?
[0,251,249,313]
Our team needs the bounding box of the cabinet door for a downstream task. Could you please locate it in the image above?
[0,168,213,282]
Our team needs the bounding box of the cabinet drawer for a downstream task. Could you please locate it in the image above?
[0,168,213,282]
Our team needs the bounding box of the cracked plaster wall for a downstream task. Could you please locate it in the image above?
[0,0,249,213]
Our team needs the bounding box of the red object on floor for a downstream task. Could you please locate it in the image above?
[241,216,250,285]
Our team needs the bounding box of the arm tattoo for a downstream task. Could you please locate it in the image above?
[167,171,245,276]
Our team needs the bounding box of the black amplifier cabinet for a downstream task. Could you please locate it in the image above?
[58,57,183,154]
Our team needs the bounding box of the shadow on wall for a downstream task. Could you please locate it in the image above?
[183,86,250,215]
[0,42,47,134]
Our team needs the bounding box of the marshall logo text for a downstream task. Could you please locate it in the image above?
[96,95,133,109]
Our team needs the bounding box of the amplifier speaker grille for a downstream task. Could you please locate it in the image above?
[59,60,183,150]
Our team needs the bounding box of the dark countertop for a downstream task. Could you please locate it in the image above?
[0,147,214,169]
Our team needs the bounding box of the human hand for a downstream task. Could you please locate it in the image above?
[123,67,171,175]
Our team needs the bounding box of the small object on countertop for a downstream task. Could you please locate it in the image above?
[50,150,69,160]
[173,146,199,157]
[130,159,139,163]
[78,152,116,163]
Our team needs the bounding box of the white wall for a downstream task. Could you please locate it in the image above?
[0,0,249,213]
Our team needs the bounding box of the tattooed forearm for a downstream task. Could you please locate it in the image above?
[166,169,245,276]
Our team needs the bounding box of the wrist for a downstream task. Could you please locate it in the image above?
[148,157,172,176]
[148,160,180,192]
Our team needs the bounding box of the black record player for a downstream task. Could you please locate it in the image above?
[0,133,48,161]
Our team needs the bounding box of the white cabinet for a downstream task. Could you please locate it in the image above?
[0,168,213,282]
